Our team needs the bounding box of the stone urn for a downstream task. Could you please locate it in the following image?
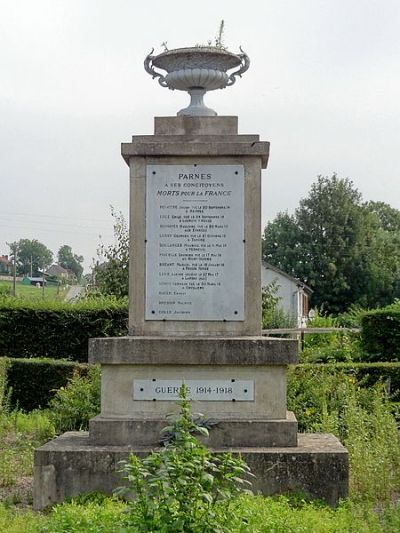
[144,46,250,116]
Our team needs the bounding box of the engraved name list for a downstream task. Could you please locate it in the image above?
[145,164,244,320]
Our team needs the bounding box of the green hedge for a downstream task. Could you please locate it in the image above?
[0,297,128,362]
[4,357,88,411]
[360,304,400,361]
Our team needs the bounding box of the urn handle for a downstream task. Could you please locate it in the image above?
[226,47,250,86]
[144,49,168,88]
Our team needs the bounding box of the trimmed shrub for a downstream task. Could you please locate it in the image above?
[0,297,128,362]
[5,358,88,411]
[349,362,400,395]
[360,302,400,361]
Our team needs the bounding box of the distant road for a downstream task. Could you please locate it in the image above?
[64,285,84,301]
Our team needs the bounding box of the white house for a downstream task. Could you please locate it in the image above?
[261,261,313,327]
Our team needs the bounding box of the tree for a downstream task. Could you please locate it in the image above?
[262,175,400,314]
[261,212,301,277]
[57,245,84,280]
[11,239,53,276]
[93,208,129,298]
[364,201,400,232]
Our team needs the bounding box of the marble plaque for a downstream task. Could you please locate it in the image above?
[145,164,244,320]
[133,379,254,401]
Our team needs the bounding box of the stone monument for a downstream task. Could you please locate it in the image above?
[33,45,348,509]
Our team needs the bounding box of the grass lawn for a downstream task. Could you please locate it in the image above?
[0,281,63,301]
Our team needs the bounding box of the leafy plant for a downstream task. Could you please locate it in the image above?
[301,309,361,363]
[48,366,101,432]
[262,280,280,316]
[116,384,253,532]
[336,304,366,328]
[262,280,296,329]
[93,207,129,298]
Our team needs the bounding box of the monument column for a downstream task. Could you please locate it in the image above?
[125,115,267,336]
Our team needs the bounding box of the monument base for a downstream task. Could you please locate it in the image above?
[89,411,298,447]
[33,431,348,510]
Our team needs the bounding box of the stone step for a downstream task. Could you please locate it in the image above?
[89,411,298,447]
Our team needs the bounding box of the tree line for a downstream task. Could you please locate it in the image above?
[262,174,400,314]
[6,240,84,281]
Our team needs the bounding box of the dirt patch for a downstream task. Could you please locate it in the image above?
[0,476,33,508]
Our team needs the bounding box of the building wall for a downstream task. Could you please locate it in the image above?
[261,266,308,327]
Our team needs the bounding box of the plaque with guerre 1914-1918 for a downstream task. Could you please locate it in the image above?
[145,164,244,321]
[133,379,254,401]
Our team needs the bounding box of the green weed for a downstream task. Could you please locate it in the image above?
[8,495,399,532]
[116,384,253,532]
[13,410,55,444]
[41,497,127,533]
[288,368,400,503]
[230,495,389,532]
[342,388,400,501]
[0,504,44,532]
[0,408,55,487]
[0,449,19,487]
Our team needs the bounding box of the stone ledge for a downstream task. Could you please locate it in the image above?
[131,134,260,144]
[89,336,298,365]
[33,432,348,509]
[88,412,298,448]
[121,141,270,168]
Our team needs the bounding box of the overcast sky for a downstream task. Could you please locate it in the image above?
[1,0,399,271]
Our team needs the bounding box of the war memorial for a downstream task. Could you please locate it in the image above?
[33,45,348,509]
